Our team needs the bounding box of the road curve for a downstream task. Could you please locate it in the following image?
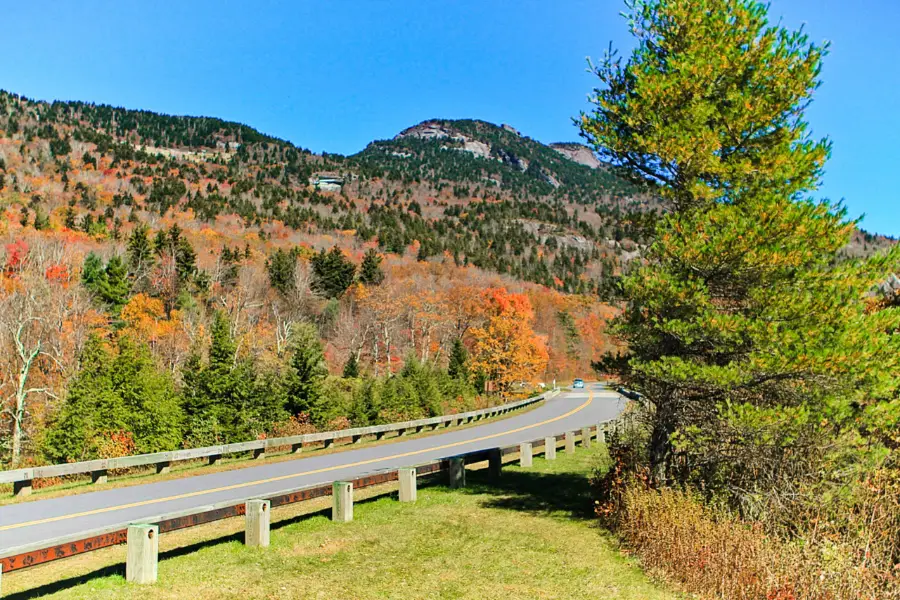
[0,383,621,552]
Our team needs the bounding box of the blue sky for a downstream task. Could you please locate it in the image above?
[2,1,897,235]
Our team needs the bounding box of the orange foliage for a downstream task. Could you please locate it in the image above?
[469,287,548,391]
[120,293,182,346]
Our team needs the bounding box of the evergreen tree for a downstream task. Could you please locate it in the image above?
[82,253,131,312]
[448,338,469,380]
[108,336,183,454]
[182,311,280,442]
[43,335,125,461]
[285,322,328,416]
[580,0,900,491]
[81,252,106,292]
[43,335,184,461]
[33,208,50,230]
[358,248,384,285]
[342,353,360,378]
[100,255,130,311]
[208,310,236,370]
[127,224,154,277]
[265,247,297,295]
[311,246,356,298]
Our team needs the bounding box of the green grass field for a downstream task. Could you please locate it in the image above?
[5,445,678,600]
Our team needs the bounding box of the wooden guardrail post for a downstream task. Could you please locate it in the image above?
[252,448,266,460]
[488,448,502,479]
[597,423,606,444]
[448,457,466,488]
[398,467,417,502]
[208,454,222,466]
[245,499,270,547]
[544,436,557,460]
[519,442,533,468]
[126,524,158,584]
[291,442,303,454]
[14,479,32,497]
[332,481,353,522]
[565,431,576,454]
[156,461,172,474]
[91,468,108,485]
[581,427,592,450]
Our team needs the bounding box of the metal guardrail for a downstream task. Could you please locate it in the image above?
[0,390,555,496]
[0,419,619,577]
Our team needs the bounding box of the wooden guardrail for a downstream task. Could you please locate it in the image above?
[0,390,556,497]
[0,414,622,589]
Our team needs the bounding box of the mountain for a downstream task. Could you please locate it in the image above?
[0,92,660,295]
[0,91,888,299]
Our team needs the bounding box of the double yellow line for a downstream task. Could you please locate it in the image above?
[2,390,593,532]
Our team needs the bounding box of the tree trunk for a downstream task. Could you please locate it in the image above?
[9,324,41,468]
[649,404,675,484]
[11,407,23,468]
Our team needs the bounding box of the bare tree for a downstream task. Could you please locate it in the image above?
[1,286,58,466]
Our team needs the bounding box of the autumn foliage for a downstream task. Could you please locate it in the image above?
[470,288,548,392]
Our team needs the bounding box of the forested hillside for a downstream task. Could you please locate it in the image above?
[0,90,630,469]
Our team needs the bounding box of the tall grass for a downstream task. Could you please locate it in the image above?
[615,483,899,600]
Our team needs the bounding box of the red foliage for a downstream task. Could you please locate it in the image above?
[45,263,70,284]
[4,239,28,274]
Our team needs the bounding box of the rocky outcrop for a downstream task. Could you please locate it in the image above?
[397,121,492,160]
[549,143,602,169]
[494,147,528,171]
[396,121,459,141]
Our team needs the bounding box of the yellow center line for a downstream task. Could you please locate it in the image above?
[2,390,593,532]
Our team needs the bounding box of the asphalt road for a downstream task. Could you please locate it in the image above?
[0,383,622,553]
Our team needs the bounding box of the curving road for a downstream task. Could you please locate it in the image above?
[0,383,621,553]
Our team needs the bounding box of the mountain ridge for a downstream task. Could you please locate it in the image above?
[0,89,893,298]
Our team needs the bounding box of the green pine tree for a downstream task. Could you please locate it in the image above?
[43,335,128,461]
[109,335,184,453]
[448,338,469,380]
[580,0,900,492]
[311,246,356,298]
[285,322,328,416]
[127,224,154,279]
[342,353,360,378]
[265,247,297,295]
[358,248,384,285]
[81,252,107,293]
[100,255,130,312]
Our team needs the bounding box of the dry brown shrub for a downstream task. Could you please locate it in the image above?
[616,484,900,600]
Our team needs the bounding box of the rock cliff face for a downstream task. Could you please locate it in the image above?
[396,121,493,159]
[549,143,602,169]
[396,121,458,141]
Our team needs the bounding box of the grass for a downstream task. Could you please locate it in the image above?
[3,445,679,600]
[0,400,543,507]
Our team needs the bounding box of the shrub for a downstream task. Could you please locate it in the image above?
[613,482,899,600]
